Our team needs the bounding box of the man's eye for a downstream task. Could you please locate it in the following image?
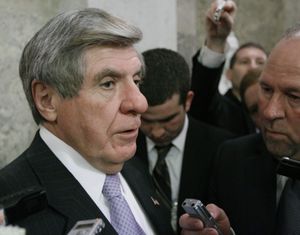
[287,93,300,104]
[261,85,272,94]
[257,60,266,66]
[100,80,114,89]
[238,60,249,65]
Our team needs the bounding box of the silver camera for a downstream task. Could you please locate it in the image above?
[182,198,223,235]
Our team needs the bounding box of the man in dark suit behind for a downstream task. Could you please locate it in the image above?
[136,48,233,234]
[0,8,175,235]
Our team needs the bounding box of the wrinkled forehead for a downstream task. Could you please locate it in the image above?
[269,38,300,65]
[83,46,143,74]
[260,38,300,86]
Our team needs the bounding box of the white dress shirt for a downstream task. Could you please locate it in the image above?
[198,45,226,68]
[277,174,288,206]
[39,126,155,235]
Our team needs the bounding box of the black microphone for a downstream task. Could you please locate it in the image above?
[0,186,47,224]
[277,156,300,180]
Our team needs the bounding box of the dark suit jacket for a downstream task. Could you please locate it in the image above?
[135,116,233,233]
[0,132,174,235]
[189,50,256,136]
[209,133,278,235]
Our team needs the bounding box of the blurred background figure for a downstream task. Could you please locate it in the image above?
[239,68,263,131]
[189,1,268,136]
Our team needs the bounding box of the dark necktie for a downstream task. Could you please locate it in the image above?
[102,174,146,235]
[275,178,300,235]
[152,144,172,206]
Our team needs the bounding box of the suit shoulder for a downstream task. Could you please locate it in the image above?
[215,134,265,164]
[220,133,262,150]
[188,116,235,139]
[0,150,39,198]
[0,148,32,175]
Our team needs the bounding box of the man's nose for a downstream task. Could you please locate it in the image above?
[261,95,285,121]
[151,124,165,139]
[120,82,148,114]
[250,60,259,69]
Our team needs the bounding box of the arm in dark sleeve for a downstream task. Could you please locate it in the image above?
[188,49,225,124]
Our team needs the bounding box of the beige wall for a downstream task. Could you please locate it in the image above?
[1,0,300,167]
[0,0,87,167]
[88,0,178,52]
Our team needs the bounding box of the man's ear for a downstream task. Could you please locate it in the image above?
[184,91,194,112]
[31,79,59,122]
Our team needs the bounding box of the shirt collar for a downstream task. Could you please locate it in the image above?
[39,126,107,195]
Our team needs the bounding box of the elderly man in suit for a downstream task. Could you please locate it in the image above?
[0,8,175,235]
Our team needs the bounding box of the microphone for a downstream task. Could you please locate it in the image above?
[277,156,300,180]
[67,218,105,235]
[0,186,47,224]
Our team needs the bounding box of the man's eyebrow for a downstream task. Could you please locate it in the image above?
[94,68,122,82]
[259,80,269,86]
[94,68,143,82]
[284,87,300,94]
[141,112,180,123]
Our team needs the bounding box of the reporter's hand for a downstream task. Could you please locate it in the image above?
[179,203,231,235]
[205,0,237,53]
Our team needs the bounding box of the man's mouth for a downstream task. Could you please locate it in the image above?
[118,127,139,139]
[265,128,287,139]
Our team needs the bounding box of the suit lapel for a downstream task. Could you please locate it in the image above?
[177,118,214,232]
[25,133,117,234]
[122,158,174,235]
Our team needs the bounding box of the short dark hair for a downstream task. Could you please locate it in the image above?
[141,48,190,106]
[229,42,268,69]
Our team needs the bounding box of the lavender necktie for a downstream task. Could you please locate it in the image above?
[102,174,146,235]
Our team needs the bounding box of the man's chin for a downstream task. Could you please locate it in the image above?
[265,138,294,157]
[120,144,137,159]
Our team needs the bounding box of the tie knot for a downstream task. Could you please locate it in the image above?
[102,174,122,200]
[155,144,172,161]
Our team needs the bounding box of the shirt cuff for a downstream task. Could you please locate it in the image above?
[197,45,226,68]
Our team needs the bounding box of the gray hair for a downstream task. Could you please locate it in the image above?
[19,8,143,124]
